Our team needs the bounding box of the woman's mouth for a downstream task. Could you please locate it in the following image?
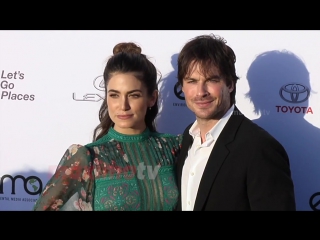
[117,114,133,120]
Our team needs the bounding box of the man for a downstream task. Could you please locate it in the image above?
[175,34,296,211]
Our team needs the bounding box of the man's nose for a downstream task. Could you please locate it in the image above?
[196,83,209,97]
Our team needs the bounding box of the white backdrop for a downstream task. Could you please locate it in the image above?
[1,30,319,211]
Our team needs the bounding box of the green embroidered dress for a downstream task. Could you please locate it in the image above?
[33,128,182,211]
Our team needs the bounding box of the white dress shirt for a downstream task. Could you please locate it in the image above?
[181,105,234,210]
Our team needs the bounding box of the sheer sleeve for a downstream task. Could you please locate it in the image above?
[33,144,94,211]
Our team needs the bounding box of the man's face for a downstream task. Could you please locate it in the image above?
[182,62,234,121]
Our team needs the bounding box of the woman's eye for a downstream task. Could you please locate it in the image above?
[130,94,140,98]
[109,94,118,98]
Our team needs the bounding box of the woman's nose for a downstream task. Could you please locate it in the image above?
[120,97,130,111]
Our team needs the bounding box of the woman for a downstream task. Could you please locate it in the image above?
[33,42,182,211]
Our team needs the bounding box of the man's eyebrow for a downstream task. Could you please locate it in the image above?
[207,75,222,80]
[183,77,197,81]
[183,75,221,81]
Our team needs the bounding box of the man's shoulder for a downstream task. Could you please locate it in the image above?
[237,116,284,146]
[183,123,193,134]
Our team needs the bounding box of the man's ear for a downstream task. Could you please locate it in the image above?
[180,83,185,93]
[229,82,234,93]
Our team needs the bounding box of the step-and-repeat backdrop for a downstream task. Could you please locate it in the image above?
[1,30,319,211]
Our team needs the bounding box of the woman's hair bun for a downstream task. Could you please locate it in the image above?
[113,42,142,55]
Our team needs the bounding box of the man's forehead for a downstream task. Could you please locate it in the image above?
[186,62,220,78]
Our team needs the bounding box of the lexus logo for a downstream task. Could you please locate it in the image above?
[279,83,310,103]
[93,75,104,91]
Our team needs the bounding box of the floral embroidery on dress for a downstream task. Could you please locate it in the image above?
[33,130,183,211]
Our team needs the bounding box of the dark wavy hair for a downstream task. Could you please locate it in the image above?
[93,42,160,141]
[177,33,239,105]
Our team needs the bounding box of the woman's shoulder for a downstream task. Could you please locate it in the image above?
[150,132,183,142]
[65,144,87,156]
[151,131,181,137]
[59,144,92,164]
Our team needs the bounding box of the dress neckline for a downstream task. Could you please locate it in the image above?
[107,127,150,142]
[88,127,150,144]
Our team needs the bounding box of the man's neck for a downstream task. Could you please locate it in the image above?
[196,104,234,143]
[197,118,219,143]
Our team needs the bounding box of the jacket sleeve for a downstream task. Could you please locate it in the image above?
[33,144,95,211]
[247,137,296,211]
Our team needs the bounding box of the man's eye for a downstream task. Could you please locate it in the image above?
[208,79,219,83]
[186,80,196,84]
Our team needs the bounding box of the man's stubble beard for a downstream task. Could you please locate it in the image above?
[191,100,231,122]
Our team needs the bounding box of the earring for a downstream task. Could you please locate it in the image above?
[149,107,152,110]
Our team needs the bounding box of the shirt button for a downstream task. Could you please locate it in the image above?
[191,172,194,176]
[188,201,191,205]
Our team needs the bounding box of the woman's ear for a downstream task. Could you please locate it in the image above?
[149,90,158,107]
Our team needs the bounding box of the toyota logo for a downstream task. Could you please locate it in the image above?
[279,83,310,103]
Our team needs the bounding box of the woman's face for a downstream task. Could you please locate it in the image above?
[106,73,157,135]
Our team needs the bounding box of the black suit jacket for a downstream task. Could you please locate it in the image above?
[176,106,296,211]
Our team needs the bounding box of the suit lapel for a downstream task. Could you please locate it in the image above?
[175,124,193,211]
[177,126,193,186]
[193,106,245,211]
